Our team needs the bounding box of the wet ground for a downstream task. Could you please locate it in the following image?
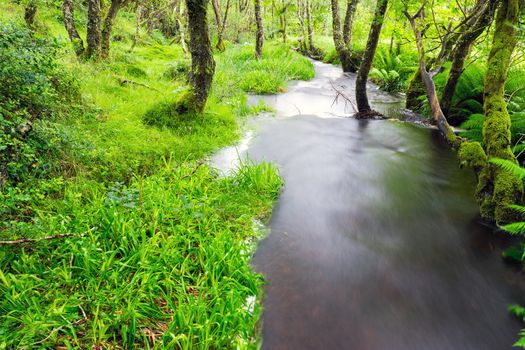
[212,61,525,349]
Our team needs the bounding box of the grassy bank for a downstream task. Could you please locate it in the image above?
[0,1,314,348]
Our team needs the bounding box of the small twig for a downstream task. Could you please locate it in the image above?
[0,227,97,246]
[118,78,163,94]
[180,159,207,181]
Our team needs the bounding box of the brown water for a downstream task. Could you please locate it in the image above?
[214,61,525,349]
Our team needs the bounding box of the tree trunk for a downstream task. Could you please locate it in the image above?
[86,0,102,60]
[218,0,230,51]
[254,0,264,58]
[355,0,388,116]
[100,0,125,60]
[477,0,523,222]
[186,0,216,113]
[62,0,85,56]
[281,14,287,43]
[177,0,189,54]
[440,0,498,118]
[211,0,229,51]
[404,9,458,145]
[330,0,354,72]
[306,0,314,50]
[342,0,358,48]
[24,1,37,29]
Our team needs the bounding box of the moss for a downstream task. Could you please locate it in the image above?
[493,169,523,223]
[458,141,487,170]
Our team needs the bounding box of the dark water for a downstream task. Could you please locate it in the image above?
[215,61,525,349]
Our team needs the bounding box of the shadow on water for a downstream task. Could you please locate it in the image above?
[213,61,525,349]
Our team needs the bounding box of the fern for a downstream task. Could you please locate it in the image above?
[489,158,525,179]
[501,222,525,236]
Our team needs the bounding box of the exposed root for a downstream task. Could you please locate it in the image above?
[354,109,385,120]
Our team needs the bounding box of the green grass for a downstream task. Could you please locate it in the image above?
[0,161,282,349]
[0,1,314,348]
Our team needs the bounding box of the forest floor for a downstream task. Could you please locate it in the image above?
[0,3,315,348]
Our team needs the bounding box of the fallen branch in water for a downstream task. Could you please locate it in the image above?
[330,80,358,114]
[0,226,97,245]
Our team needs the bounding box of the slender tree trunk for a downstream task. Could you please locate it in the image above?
[254,0,264,58]
[408,18,456,143]
[281,14,287,43]
[306,0,314,50]
[177,0,189,54]
[342,0,358,48]
[477,0,524,222]
[24,1,37,28]
[440,0,498,118]
[355,0,388,116]
[330,0,354,72]
[100,0,125,60]
[62,0,85,56]
[211,0,230,51]
[186,0,216,113]
[86,0,102,59]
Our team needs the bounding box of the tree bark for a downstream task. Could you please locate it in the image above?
[211,0,230,51]
[254,0,264,58]
[100,0,125,60]
[306,0,314,50]
[330,0,355,72]
[440,0,498,118]
[186,0,216,113]
[86,0,102,60]
[62,0,85,56]
[477,0,524,222]
[355,0,388,116]
[403,6,458,144]
[343,0,358,48]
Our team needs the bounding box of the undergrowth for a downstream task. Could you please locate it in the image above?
[0,0,313,347]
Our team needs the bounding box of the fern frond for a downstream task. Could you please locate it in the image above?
[489,158,525,179]
[500,221,525,236]
[509,204,525,216]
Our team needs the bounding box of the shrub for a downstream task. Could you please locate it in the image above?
[0,23,79,186]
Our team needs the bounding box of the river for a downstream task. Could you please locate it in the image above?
[213,60,525,349]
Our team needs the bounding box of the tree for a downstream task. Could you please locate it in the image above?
[476,0,524,222]
[85,0,102,59]
[62,0,127,60]
[355,0,388,116]
[62,0,85,56]
[403,3,457,143]
[100,0,129,59]
[186,0,216,112]
[211,0,231,51]
[343,0,358,48]
[439,0,498,118]
[255,0,264,58]
[330,0,359,72]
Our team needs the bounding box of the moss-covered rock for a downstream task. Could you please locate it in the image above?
[458,141,487,170]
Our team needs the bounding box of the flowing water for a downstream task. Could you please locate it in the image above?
[213,61,525,349]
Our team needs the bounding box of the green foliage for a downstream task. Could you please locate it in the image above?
[162,60,190,81]
[370,49,417,93]
[0,161,282,349]
[218,43,314,94]
[0,22,80,185]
